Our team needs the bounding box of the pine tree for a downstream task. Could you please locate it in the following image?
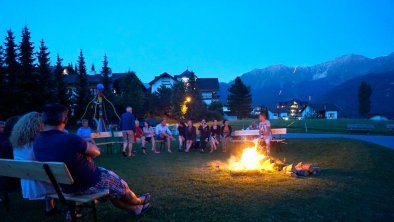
[171,81,186,118]
[18,26,38,113]
[3,30,20,117]
[186,72,206,120]
[74,49,91,119]
[91,64,95,72]
[358,81,372,117]
[0,45,4,118]
[100,54,112,96]
[115,72,146,117]
[227,76,252,118]
[37,39,53,104]
[54,55,70,106]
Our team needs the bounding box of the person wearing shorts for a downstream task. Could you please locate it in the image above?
[34,104,151,218]
[155,118,173,153]
[119,107,135,157]
[143,122,159,154]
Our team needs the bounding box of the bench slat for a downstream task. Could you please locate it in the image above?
[49,190,109,203]
[0,159,73,185]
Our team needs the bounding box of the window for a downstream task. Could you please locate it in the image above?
[201,92,212,99]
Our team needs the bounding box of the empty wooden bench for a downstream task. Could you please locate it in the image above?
[346,124,374,134]
[0,159,109,222]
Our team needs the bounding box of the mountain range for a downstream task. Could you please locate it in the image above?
[218,53,394,117]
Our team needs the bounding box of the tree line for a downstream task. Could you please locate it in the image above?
[0,26,253,123]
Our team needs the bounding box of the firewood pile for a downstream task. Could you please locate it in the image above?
[282,162,321,177]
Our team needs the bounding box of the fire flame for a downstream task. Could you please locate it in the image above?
[227,141,275,172]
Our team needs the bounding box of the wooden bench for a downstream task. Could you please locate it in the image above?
[91,132,120,154]
[0,159,109,221]
[387,124,394,134]
[346,124,374,134]
[232,128,287,151]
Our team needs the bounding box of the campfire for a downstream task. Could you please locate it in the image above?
[223,140,321,177]
[227,140,275,175]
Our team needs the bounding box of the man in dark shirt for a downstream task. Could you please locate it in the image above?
[33,104,151,216]
[119,106,136,157]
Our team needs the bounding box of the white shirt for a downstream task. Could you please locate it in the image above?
[259,120,272,137]
[155,124,172,136]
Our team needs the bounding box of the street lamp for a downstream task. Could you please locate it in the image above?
[185,96,191,103]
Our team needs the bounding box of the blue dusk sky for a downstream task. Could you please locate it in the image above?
[1,0,394,83]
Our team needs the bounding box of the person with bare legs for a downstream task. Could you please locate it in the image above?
[221,120,232,153]
[34,104,151,217]
[177,121,186,152]
[209,119,221,153]
[119,107,136,157]
[258,113,272,155]
[185,120,196,152]
[155,118,173,153]
[143,121,159,154]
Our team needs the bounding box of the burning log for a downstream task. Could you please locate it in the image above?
[282,162,321,177]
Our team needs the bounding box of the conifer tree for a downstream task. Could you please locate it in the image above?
[74,50,91,119]
[37,39,53,103]
[227,76,252,118]
[100,54,112,96]
[54,54,70,107]
[358,81,372,117]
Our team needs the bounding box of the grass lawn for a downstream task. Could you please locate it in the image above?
[229,119,394,135]
[2,139,394,221]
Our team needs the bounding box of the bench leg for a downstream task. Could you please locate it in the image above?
[66,202,77,222]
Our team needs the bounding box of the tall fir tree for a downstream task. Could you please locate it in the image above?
[74,49,91,119]
[18,26,39,113]
[100,54,112,96]
[185,72,206,120]
[227,76,252,118]
[37,39,53,104]
[358,81,372,117]
[115,71,146,117]
[171,81,186,118]
[54,54,70,106]
[0,45,4,118]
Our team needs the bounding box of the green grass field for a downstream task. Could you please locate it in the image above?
[229,118,394,134]
[2,139,394,222]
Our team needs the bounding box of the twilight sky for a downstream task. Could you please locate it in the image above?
[1,0,394,82]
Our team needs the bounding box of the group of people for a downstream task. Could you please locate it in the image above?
[115,106,272,156]
[0,104,152,219]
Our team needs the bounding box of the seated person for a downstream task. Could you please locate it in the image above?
[209,119,221,153]
[143,122,159,154]
[134,120,147,155]
[185,120,196,152]
[155,118,173,153]
[246,121,259,140]
[198,120,210,153]
[10,112,58,216]
[76,119,95,145]
[33,104,151,217]
[177,121,186,152]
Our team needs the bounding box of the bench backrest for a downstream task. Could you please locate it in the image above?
[112,131,123,137]
[272,128,287,135]
[233,128,287,137]
[91,131,112,139]
[0,159,73,185]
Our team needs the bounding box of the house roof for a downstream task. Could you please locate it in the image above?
[174,69,196,80]
[148,72,175,85]
[196,78,219,91]
[64,72,129,85]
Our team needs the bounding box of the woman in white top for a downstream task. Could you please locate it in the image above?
[10,112,58,215]
[142,121,159,154]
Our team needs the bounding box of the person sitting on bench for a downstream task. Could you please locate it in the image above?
[184,120,196,153]
[33,103,151,217]
[142,121,159,154]
[76,119,95,145]
[10,112,59,216]
[134,120,147,155]
[155,118,173,153]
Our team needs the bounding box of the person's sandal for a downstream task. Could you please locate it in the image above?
[134,203,151,218]
[139,193,151,205]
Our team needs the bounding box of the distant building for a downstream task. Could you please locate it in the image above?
[273,99,308,118]
[150,69,219,105]
[149,72,176,93]
[251,106,277,120]
[301,104,340,119]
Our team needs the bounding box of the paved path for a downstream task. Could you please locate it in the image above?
[283,133,394,149]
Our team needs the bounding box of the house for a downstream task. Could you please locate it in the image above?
[301,104,339,119]
[196,78,219,105]
[223,106,237,120]
[274,99,308,118]
[251,106,278,120]
[150,69,219,105]
[149,72,176,93]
